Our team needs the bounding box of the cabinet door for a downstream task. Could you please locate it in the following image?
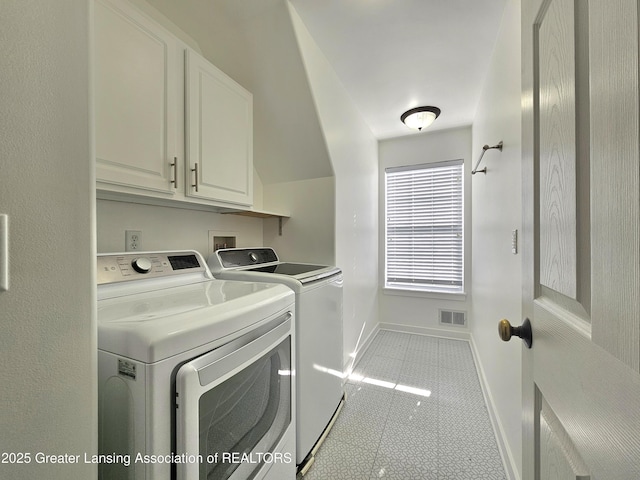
[185,50,253,206]
[95,0,178,194]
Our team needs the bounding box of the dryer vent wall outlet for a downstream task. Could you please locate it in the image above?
[208,230,237,254]
[125,230,142,251]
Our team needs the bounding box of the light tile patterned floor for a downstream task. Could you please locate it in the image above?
[302,330,507,480]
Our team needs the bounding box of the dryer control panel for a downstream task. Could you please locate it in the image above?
[97,251,207,285]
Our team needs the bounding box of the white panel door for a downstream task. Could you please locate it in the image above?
[185,50,253,207]
[94,0,178,194]
[521,0,640,478]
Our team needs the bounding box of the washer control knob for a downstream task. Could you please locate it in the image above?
[132,257,152,273]
[249,252,258,263]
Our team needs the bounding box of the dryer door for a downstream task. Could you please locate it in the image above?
[175,313,293,480]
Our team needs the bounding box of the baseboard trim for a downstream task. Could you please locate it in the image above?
[469,336,521,480]
[343,323,380,376]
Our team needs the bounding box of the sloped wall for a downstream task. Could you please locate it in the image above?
[288,3,379,367]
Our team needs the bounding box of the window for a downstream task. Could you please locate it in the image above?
[385,159,464,293]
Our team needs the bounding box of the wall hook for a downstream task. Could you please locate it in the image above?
[471,141,503,175]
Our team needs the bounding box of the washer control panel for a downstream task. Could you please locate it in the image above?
[215,248,279,269]
[131,257,153,273]
[97,251,207,285]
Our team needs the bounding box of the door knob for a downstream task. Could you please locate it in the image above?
[498,318,532,348]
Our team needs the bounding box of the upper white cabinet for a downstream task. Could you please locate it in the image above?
[185,50,253,207]
[94,0,256,209]
[94,0,179,194]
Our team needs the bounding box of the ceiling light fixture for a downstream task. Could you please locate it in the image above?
[400,106,441,131]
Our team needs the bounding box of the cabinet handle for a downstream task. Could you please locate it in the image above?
[191,163,199,192]
[170,157,178,189]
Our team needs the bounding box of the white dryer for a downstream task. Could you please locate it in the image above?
[97,250,296,480]
[207,248,344,472]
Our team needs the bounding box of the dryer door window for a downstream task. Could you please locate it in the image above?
[175,314,292,480]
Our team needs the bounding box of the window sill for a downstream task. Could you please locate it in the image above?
[383,287,467,302]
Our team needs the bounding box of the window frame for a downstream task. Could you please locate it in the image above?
[384,159,465,295]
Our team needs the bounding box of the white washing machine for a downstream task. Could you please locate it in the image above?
[207,248,344,473]
[97,250,296,480]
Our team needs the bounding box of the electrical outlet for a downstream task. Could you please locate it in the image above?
[125,230,142,251]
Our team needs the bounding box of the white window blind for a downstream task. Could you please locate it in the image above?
[385,160,464,293]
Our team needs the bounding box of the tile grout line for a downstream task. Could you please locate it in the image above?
[367,334,409,480]
[306,332,507,479]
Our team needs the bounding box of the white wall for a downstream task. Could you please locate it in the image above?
[0,1,96,478]
[287,3,380,368]
[97,200,264,255]
[470,0,522,477]
[378,127,472,333]
[263,177,336,265]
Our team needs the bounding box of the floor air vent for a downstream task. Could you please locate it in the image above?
[439,309,467,327]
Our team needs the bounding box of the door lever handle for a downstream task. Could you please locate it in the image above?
[498,318,532,348]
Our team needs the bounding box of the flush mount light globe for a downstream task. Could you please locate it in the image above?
[400,106,441,131]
